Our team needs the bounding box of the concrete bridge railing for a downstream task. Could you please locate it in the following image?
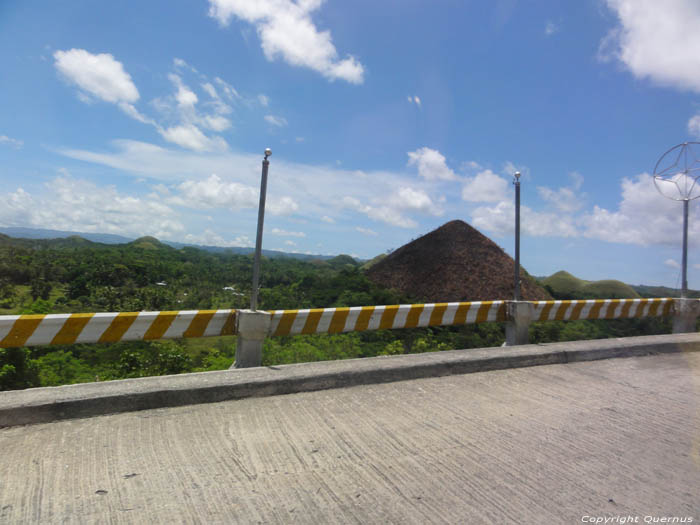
[1,298,698,368]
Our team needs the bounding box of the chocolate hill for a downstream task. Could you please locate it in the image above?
[366,220,550,302]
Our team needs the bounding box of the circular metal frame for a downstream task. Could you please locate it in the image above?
[653,141,700,201]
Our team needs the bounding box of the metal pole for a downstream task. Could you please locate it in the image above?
[514,172,521,301]
[250,148,271,310]
[682,198,688,299]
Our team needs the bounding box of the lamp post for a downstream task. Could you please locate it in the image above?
[653,141,700,299]
[513,171,521,301]
[250,148,271,311]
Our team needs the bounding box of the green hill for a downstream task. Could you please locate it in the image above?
[541,271,640,299]
[129,236,169,250]
[360,253,387,271]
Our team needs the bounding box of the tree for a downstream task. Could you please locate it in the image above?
[0,347,40,391]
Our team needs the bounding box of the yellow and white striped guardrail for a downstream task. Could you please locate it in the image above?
[0,310,237,349]
[531,298,673,322]
[0,298,681,348]
[268,301,507,336]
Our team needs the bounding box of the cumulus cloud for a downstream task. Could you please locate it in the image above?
[471,200,578,237]
[407,147,457,181]
[267,196,299,216]
[0,135,23,149]
[54,49,139,104]
[264,115,288,127]
[176,174,258,210]
[462,169,510,203]
[208,0,364,84]
[321,215,335,223]
[342,186,442,229]
[600,0,700,93]
[159,124,228,152]
[537,172,585,213]
[54,49,235,152]
[258,94,269,106]
[0,176,184,239]
[391,187,442,215]
[581,173,699,245]
[153,73,232,148]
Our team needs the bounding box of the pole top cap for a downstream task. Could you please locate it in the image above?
[264,148,272,158]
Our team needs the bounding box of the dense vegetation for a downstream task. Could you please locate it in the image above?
[0,234,688,391]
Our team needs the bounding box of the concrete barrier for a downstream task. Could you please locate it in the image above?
[1,332,698,427]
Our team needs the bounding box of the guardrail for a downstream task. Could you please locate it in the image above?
[0,310,237,349]
[268,301,507,336]
[1,298,697,369]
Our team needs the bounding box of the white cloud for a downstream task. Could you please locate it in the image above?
[600,0,700,93]
[545,21,559,36]
[58,140,448,229]
[665,258,680,269]
[184,229,252,247]
[537,172,585,213]
[258,94,269,106]
[264,115,288,127]
[321,215,335,223]
[471,200,578,238]
[581,173,699,245]
[391,187,442,216]
[0,176,184,239]
[407,147,457,181]
[694,263,700,270]
[54,51,233,151]
[214,77,240,100]
[176,174,258,210]
[407,95,421,107]
[271,228,306,237]
[462,169,509,203]
[355,226,378,236]
[0,135,23,149]
[689,114,700,138]
[284,240,297,247]
[159,124,228,152]
[208,0,364,84]
[502,161,528,178]
[268,196,299,216]
[54,49,139,104]
[342,196,415,228]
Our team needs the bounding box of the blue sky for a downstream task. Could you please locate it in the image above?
[1,0,700,287]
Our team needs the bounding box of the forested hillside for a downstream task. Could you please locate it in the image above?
[0,234,677,391]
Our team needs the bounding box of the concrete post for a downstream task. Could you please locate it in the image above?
[505,301,534,346]
[672,298,700,334]
[231,309,271,368]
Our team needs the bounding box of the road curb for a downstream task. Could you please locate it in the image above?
[1,333,699,427]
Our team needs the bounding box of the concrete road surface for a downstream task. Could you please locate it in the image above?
[1,352,699,524]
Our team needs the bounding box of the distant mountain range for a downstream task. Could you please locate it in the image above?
[0,226,337,261]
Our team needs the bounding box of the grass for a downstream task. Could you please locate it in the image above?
[541,271,640,299]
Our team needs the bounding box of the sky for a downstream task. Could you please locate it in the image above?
[1,0,700,288]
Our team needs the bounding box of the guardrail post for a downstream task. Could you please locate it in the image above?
[506,301,533,346]
[232,309,271,368]
[672,298,700,334]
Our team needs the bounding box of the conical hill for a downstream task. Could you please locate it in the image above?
[366,220,550,302]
